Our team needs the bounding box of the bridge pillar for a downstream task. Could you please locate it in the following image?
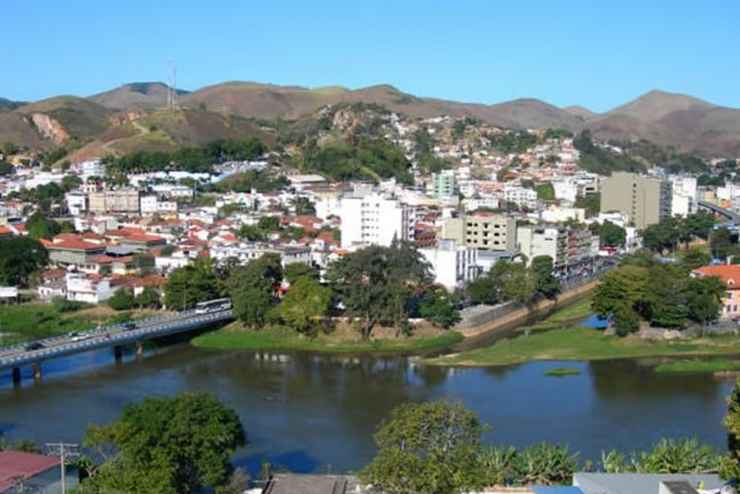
[32,363,42,382]
[135,342,144,359]
[113,346,123,363]
[11,367,21,386]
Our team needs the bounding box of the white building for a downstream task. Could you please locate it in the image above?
[65,272,115,304]
[540,205,586,223]
[339,190,415,248]
[517,224,567,272]
[419,240,478,292]
[670,176,698,218]
[65,192,87,216]
[503,185,538,210]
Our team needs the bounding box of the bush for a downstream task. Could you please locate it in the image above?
[108,288,136,311]
[51,296,88,313]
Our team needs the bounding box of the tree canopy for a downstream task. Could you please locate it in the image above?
[81,393,245,494]
[164,258,221,310]
[227,254,282,328]
[361,400,485,494]
[0,236,48,287]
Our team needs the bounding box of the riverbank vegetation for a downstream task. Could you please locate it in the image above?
[544,367,581,377]
[167,242,464,354]
[654,359,740,375]
[192,323,463,354]
[0,301,162,345]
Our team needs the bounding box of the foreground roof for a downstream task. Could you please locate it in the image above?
[0,451,59,492]
[572,473,723,494]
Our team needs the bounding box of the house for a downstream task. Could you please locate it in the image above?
[42,236,107,267]
[572,472,724,494]
[65,272,115,304]
[260,474,367,494]
[692,264,740,319]
[0,450,78,493]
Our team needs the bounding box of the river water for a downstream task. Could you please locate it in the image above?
[0,344,735,474]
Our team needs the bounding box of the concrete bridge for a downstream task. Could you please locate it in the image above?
[0,308,234,385]
[697,200,740,224]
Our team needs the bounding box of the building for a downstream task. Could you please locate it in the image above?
[431,170,457,198]
[65,191,87,216]
[600,172,672,229]
[419,240,478,291]
[464,212,516,251]
[339,190,415,248]
[692,264,740,320]
[517,224,568,273]
[504,185,538,210]
[88,189,140,214]
[0,450,78,493]
[572,472,723,494]
[65,272,116,304]
[42,237,107,267]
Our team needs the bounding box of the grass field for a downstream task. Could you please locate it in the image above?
[427,296,740,367]
[192,324,464,355]
[654,359,740,375]
[0,303,161,346]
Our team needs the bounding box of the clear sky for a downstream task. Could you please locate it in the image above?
[2,1,739,112]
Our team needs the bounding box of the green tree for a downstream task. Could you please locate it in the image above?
[643,218,679,253]
[535,182,555,201]
[327,242,431,339]
[82,393,245,494]
[27,211,61,240]
[61,174,83,192]
[291,196,316,215]
[686,276,725,329]
[237,224,266,241]
[275,276,331,334]
[722,380,740,480]
[710,227,736,261]
[613,303,640,337]
[531,256,560,300]
[361,401,485,494]
[599,221,626,248]
[108,288,136,311]
[283,262,319,284]
[418,287,461,328]
[135,287,162,309]
[644,264,690,328]
[601,438,723,474]
[681,247,711,270]
[257,216,281,232]
[501,262,537,305]
[227,254,282,327]
[0,237,48,286]
[164,258,220,310]
[592,265,649,320]
[575,193,600,217]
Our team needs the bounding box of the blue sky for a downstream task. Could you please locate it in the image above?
[2,1,738,112]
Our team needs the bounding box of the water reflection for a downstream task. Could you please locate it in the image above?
[0,345,735,474]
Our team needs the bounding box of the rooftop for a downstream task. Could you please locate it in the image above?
[0,451,59,493]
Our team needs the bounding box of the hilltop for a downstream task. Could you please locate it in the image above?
[1,82,739,159]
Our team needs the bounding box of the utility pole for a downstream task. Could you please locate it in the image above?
[45,443,79,494]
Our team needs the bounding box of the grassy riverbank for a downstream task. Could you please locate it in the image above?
[654,359,740,375]
[0,303,162,345]
[192,323,464,355]
[427,297,740,367]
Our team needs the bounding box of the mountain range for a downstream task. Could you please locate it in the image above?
[1,82,739,159]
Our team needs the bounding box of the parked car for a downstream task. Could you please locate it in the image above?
[24,342,45,351]
[122,322,137,331]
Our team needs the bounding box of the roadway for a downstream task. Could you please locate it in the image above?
[0,308,234,380]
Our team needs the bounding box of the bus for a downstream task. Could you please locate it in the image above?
[194,298,232,314]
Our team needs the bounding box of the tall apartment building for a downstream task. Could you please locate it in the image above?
[600,172,672,229]
[88,189,141,214]
[464,212,516,251]
[419,240,479,292]
[431,170,457,198]
[339,191,415,248]
[517,223,598,275]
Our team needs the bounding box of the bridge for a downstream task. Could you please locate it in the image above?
[697,200,740,224]
[0,308,234,385]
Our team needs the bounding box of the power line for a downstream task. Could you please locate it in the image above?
[45,443,80,494]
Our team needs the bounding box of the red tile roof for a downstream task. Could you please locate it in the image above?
[43,238,106,252]
[0,451,59,492]
[693,265,740,287]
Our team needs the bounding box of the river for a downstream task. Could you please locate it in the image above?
[0,343,735,474]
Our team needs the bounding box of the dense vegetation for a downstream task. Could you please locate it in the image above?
[574,130,646,175]
[0,236,48,286]
[592,254,725,334]
[641,212,715,253]
[465,257,560,307]
[302,138,413,184]
[103,137,266,178]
